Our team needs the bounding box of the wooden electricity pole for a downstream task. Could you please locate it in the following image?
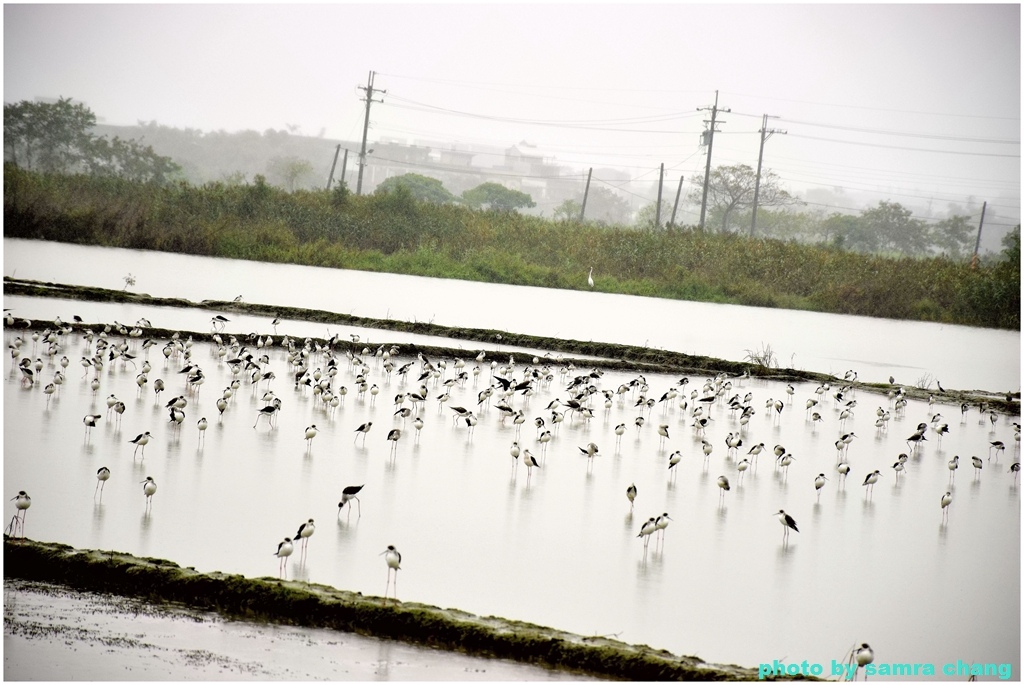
[971,201,987,268]
[750,114,786,237]
[580,168,593,221]
[698,90,729,231]
[670,175,684,228]
[356,71,385,196]
[655,163,664,229]
[326,144,341,190]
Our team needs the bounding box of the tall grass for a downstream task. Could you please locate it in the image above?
[4,164,1019,330]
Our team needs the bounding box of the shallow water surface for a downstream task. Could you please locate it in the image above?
[3,315,1019,676]
[4,238,1020,391]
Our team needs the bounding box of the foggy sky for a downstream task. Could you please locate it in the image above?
[3,3,1020,225]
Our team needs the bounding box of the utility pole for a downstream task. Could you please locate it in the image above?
[670,175,684,228]
[580,168,593,222]
[750,114,787,237]
[356,70,385,196]
[655,163,664,229]
[338,148,349,192]
[971,201,987,268]
[326,144,341,190]
[698,90,729,231]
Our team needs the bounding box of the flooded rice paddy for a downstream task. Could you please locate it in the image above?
[3,239,1021,679]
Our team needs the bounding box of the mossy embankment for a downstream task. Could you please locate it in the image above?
[4,537,806,681]
[4,276,1018,414]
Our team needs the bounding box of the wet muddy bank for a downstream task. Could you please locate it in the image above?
[4,537,798,681]
[4,276,1018,414]
[4,578,595,681]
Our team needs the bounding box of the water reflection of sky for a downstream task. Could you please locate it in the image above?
[5,238,1020,392]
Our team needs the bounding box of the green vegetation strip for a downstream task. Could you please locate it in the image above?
[4,164,1019,329]
[4,277,1017,414]
[4,537,804,681]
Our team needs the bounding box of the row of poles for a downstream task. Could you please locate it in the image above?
[325,76,991,258]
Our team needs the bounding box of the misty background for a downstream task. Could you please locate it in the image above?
[3,3,1020,254]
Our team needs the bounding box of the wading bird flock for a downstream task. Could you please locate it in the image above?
[6,313,1021,609]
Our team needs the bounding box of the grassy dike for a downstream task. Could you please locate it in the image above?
[4,276,1018,413]
[4,537,801,681]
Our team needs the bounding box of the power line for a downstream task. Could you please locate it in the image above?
[720,90,1021,121]
[385,100,701,134]
[787,132,1021,158]
[780,117,1019,145]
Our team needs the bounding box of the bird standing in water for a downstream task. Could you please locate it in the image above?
[382,545,402,602]
[338,485,364,518]
[95,467,111,498]
[295,518,315,558]
[777,509,799,543]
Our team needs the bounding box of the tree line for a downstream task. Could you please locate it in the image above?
[4,97,179,184]
[4,162,1019,330]
[1,97,1007,264]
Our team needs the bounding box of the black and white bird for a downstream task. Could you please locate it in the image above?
[304,425,318,449]
[736,458,750,482]
[776,509,799,543]
[522,449,540,481]
[862,469,881,496]
[717,475,730,500]
[130,431,152,458]
[940,491,953,520]
[337,485,364,518]
[253,398,282,429]
[387,428,402,453]
[654,512,671,544]
[95,467,111,497]
[637,517,657,550]
[814,473,827,500]
[354,422,372,445]
[853,643,874,676]
[626,483,637,510]
[275,537,294,577]
[8,491,31,538]
[141,477,157,509]
[83,414,101,438]
[294,518,315,554]
[382,545,402,601]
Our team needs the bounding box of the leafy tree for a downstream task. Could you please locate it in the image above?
[635,201,673,230]
[266,155,315,192]
[375,173,456,204]
[688,164,796,234]
[554,187,631,225]
[929,215,975,258]
[1000,225,1020,264]
[462,182,535,212]
[88,136,180,184]
[4,97,180,183]
[4,97,96,173]
[858,201,930,256]
[581,186,632,226]
[553,198,582,222]
[820,213,861,248]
